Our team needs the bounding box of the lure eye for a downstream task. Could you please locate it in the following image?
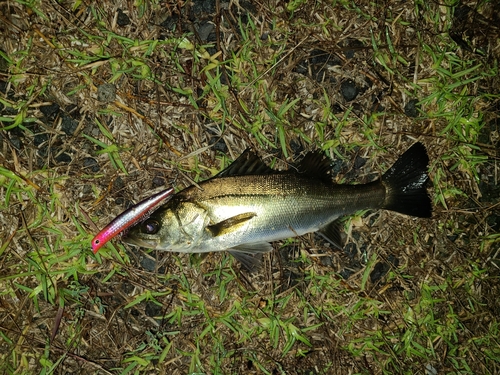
[143,219,160,234]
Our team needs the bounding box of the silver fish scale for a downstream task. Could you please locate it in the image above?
[169,174,386,253]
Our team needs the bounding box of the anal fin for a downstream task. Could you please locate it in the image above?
[317,219,344,249]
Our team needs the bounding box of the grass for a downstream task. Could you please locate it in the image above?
[1,0,499,374]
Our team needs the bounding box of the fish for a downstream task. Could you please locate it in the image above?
[92,187,175,254]
[123,143,431,269]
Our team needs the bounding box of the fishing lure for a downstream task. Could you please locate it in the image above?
[92,187,175,254]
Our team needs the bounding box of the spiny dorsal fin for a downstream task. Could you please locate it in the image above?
[294,151,332,183]
[215,149,275,178]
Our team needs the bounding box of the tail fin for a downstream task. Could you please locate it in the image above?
[381,142,432,218]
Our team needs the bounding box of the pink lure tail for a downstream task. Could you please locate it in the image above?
[91,187,175,254]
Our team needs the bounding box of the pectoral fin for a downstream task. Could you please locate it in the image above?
[231,242,273,253]
[318,219,344,249]
[228,251,263,271]
[206,212,257,237]
[228,242,273,271]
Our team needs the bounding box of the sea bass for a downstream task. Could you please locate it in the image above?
[124,143,431,269]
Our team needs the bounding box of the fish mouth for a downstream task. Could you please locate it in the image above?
[122,236,161,249]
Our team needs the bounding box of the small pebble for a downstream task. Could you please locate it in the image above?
[9,135,22,149]
[116,9,131,27]
[344,39,364,59]
[339,268,355,280]
[340,79,359,101]
[478,118,499,144]
[404,99,420,118]
[309,49,330,65]
[331,159,345,175]
[320,254,333,267]
[36,146,48,168]
[141,256,157,272]
[55,152,72,164]
[289,139,304,154]
[313,69,327,83]
[353,155,366,169]
[113,176,125,191]
[37,145,49,158]
[145,300,163,318]
[82,184,93,195]
[370,261,390,283]
[209,136,228,153]
[281,270,302,289]
[343,242,357,260]
[0,80,7,94]
[61,113,78,135]
[83,157,100,173]
[486,213,500,232]
[344,49,355,59]
[196,21,215,42]
[294,61,308,75]
[40,103,60,122]
[97,83,116,103]
[121,282,134,294]
[130,308,140,317]
[331,103,343,114]
[388,255,399,267]
[190,0,216,19]
[295,49,340,80]
[152,175,166,187]
[160,14,178,31]
[34,133,49,146]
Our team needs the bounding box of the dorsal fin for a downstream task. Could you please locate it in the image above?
[215,149,275,177]
[294,151,332,183]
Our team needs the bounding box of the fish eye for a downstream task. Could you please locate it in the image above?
[143,219,160,234]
